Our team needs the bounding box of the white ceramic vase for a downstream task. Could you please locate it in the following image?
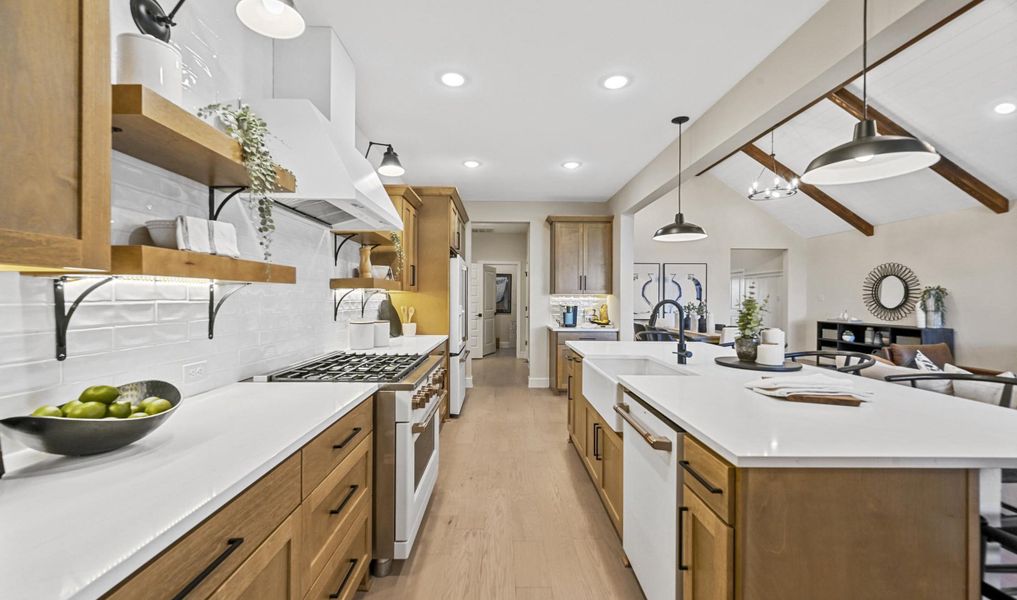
[116,33,183,105]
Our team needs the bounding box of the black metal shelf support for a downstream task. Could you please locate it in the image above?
[208,185,247,221]
[334,233,357,266]
[54,276,115,361]
[208,282,251,339]
[333,288,383,321]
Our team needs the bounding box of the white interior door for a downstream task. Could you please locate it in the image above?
[468,263,482,358]
[482,265,497,356]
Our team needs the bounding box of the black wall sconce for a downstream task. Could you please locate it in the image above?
[131,0,189,42]
[365,142,406,177]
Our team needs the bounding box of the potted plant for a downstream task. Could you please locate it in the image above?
[735,296,769,361]
[682,301,697,331]
[696,302,709,333]
[919,285,949,328]
[198,103,291,261]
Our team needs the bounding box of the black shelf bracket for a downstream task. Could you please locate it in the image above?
[333,233,357,266]
[208,282,251,339]
[54,276,115,361]
[208,185,247,221]
[333,288,383,321]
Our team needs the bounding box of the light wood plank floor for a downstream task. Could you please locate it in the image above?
[358,350,644,599]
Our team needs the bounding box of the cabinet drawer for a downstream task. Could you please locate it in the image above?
[556,330,618,343]
[302,434,372,595]
[302,397,373,497]
[106,454,301,600]
[682,436,736,524]
[305,505,371,600]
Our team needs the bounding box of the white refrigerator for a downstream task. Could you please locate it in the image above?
[448,256,469,415]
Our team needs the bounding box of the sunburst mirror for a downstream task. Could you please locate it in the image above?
[862,262,920,321]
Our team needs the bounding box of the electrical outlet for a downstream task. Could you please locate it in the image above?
[183,361,208,384]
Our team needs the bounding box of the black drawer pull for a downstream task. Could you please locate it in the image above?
[333,427,362,450]
[679,460,723,494]
[329,485,360,516]
[678,506,689,571]
[172,537,244,600]
[329,558,359,599]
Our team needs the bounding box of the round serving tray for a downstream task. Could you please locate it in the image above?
[714,356,803,372]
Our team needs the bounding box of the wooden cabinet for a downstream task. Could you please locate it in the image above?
[383,185,422,293]
[549,329,619,392]
[681,485,734,600]
[547,217,613,294]
[107,399,374,600]
[0,0,111,272]
[448,197,467,255]
[599,423,623,530]
[583,405,603,486]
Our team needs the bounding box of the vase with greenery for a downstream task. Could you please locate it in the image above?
[735,296,769,361]
[919,285,948,328]
[682,301,697,331]
[694,302,709,333]
[198,103,290,261]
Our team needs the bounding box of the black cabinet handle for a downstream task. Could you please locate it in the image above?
[592,423,601,459]
[329,484,360,516]
[172,537,244,600]
[679,460,723,494]
[329,558,359,599]
[333,427,362,450]
[410,265,416,287]
[678,506,689,571]
[567,374,572,400]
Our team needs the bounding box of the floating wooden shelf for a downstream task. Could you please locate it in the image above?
[111,85,296,192]
[331,231,394,246]
[330,277,402,291]
[104,245,296,283]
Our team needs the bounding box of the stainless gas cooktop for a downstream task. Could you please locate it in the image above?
[265,352,427,383]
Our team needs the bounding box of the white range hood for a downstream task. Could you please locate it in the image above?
[246,27,402,232]
[244,98,402,231]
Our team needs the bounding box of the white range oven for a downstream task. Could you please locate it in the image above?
[256,350,446,577]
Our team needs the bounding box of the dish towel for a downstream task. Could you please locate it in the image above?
[744,374,873,401]
[174,216,240,258]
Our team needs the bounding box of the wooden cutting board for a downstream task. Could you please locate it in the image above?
[784,393,866,407]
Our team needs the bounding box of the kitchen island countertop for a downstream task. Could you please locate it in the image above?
[567,340,1017,469]
[0,381,377,600]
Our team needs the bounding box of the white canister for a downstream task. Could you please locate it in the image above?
[116,33,183,105]
[402,323,417,337]
[705,311,716,334]
[756,343,785,366]
[760,328,786,348]
[349,319,375,350]
[373,321,390,347]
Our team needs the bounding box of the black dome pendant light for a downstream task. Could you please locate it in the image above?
[801,0,939,185]
[653,116,708,242]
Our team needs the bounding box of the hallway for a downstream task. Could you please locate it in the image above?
[359,351,644,599]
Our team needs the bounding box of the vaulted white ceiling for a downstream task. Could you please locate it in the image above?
[302,0,829,203]
[709,0,1017,238]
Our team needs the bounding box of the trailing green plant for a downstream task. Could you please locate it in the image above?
[198,102,290,260]
[390,232,404,279]
[920,285,949,313]
[737,295,769,338]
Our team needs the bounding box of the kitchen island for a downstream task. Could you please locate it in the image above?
[566,340,1017,600]
[0,381,377,600]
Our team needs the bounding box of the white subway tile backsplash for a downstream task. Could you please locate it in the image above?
[0,305,56,334]
[0,360,61,397]
[0,333,52,365]
[157,302,206,322]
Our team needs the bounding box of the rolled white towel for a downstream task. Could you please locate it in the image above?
[210,221,240,258]
[175,216,212,253]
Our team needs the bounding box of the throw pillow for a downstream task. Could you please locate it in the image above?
[914,350,943,373]
[861,360,954,395]
[945,364,1017,408]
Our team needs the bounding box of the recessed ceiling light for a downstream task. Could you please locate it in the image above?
[994,102,1016,115]
[562,161,582,170]
[440,72,466,87]
[463,160,481,169]
[601,75,630,90]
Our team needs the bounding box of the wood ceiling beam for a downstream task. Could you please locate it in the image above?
[741,144,874,236]
[828,88,1009,214]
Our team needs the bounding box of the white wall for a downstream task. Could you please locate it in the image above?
[633,175,808,349]
[465,202,612,387]
[0,6,377,438]
[806,205,1017,371]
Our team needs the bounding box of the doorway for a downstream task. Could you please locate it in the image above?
[469,223,530,362]
[730,249,788,332]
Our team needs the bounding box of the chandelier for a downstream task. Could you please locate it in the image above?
[748,131,798,201]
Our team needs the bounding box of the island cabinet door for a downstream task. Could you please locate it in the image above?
[599,426,623,533]
[572,392,587,456]
[681,485,733,600]
[583,407,603,485]
[209,510,302,600]
[566,354,576,436]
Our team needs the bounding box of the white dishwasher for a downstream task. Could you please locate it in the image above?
[616,391,684,600]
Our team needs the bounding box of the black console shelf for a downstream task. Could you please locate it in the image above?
[816,320,954,356]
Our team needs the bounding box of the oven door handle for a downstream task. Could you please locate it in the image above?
[412,394,443,434]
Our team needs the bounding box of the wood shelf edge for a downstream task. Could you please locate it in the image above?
[329,278,402,291]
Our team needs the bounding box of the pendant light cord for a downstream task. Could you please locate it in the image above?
[862,0,868,120]
[677,119,683,214]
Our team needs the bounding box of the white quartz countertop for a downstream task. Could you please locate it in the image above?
[0,381,377,600]
[547,323,619,332]
[336,334,448,355]
[567,340,1017,469]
